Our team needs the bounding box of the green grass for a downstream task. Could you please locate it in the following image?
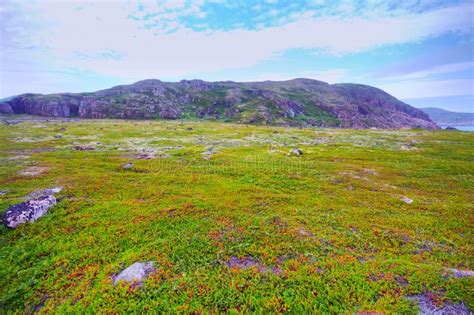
[0,117,472,313]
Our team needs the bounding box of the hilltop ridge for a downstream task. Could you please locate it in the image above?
[0,78,438,129]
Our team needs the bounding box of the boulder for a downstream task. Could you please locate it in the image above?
[122,162,133,169]
[288,148,303,156]
[2,195,57,228]
[73,145,95,151]
[113,261,155,285]
[201,147,216,156]
[401,196,413,204]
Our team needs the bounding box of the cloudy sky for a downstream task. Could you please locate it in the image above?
[1,0,473,112]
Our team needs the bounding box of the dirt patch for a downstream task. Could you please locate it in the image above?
[226,256,282,275]
[296,227,314,238]
[18,166,49,177]
[7,155,31,160]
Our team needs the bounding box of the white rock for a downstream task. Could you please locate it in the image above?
[113,261,155,285]
[401,196,413,204]
[122,163,133,169]
[447,268,474,278]
[2,195,57,228]
[288,148,303,156]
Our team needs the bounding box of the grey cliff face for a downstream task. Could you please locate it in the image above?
[0,78,438,129]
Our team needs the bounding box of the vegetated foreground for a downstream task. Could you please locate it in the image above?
[0,116,472,313]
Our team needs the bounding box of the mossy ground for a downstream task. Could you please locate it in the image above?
[0,117,472,313]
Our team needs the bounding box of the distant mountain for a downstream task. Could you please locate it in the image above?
[0,78,438,129]
[420,107,474,126]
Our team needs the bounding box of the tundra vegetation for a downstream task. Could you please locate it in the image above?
[0,116,472,313]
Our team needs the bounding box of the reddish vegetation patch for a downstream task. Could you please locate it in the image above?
[296,227,314,238]
[226,256,281,275]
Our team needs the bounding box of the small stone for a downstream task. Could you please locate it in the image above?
[2,195,57,228]
[446,268,474,278]
[54,135,62,139]
[288,148,303,156]
[201,147,215,156]
[134,153,155,159]
[186,127,193,130]
[73,145,95,151]
[401,196,413,204]
[113,261,155,285]
[296,227,314,238]
[122,163,133,170]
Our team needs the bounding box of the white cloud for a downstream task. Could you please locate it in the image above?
[379,62,474,81]
[1,0,473,98]
[364,62,474,99]
[32,3,469,79]
[378,79,474,99]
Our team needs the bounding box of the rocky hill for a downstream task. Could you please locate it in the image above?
[420,107,474,126]
[0,78,438,129]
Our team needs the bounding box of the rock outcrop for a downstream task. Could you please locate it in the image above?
[0,78,438,129]
[2,195,57,228]
[113,261,155,285]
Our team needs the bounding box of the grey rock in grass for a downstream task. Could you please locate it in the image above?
[2,195,57,228]
[401,196,413,204]
[288,148,303,156]
[407,293,471,315]
[122,162,133,170]
[201,147,216,155]
[73,145,95,151]
[446,268,474,278]
[113,261,155,285]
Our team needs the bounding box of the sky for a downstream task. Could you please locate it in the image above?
[1,0,473,112]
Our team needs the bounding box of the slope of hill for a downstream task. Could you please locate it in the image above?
[420,107,474,126]
[0,78,438,129]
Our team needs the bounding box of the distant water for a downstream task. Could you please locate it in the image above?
[440,125,474,132]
